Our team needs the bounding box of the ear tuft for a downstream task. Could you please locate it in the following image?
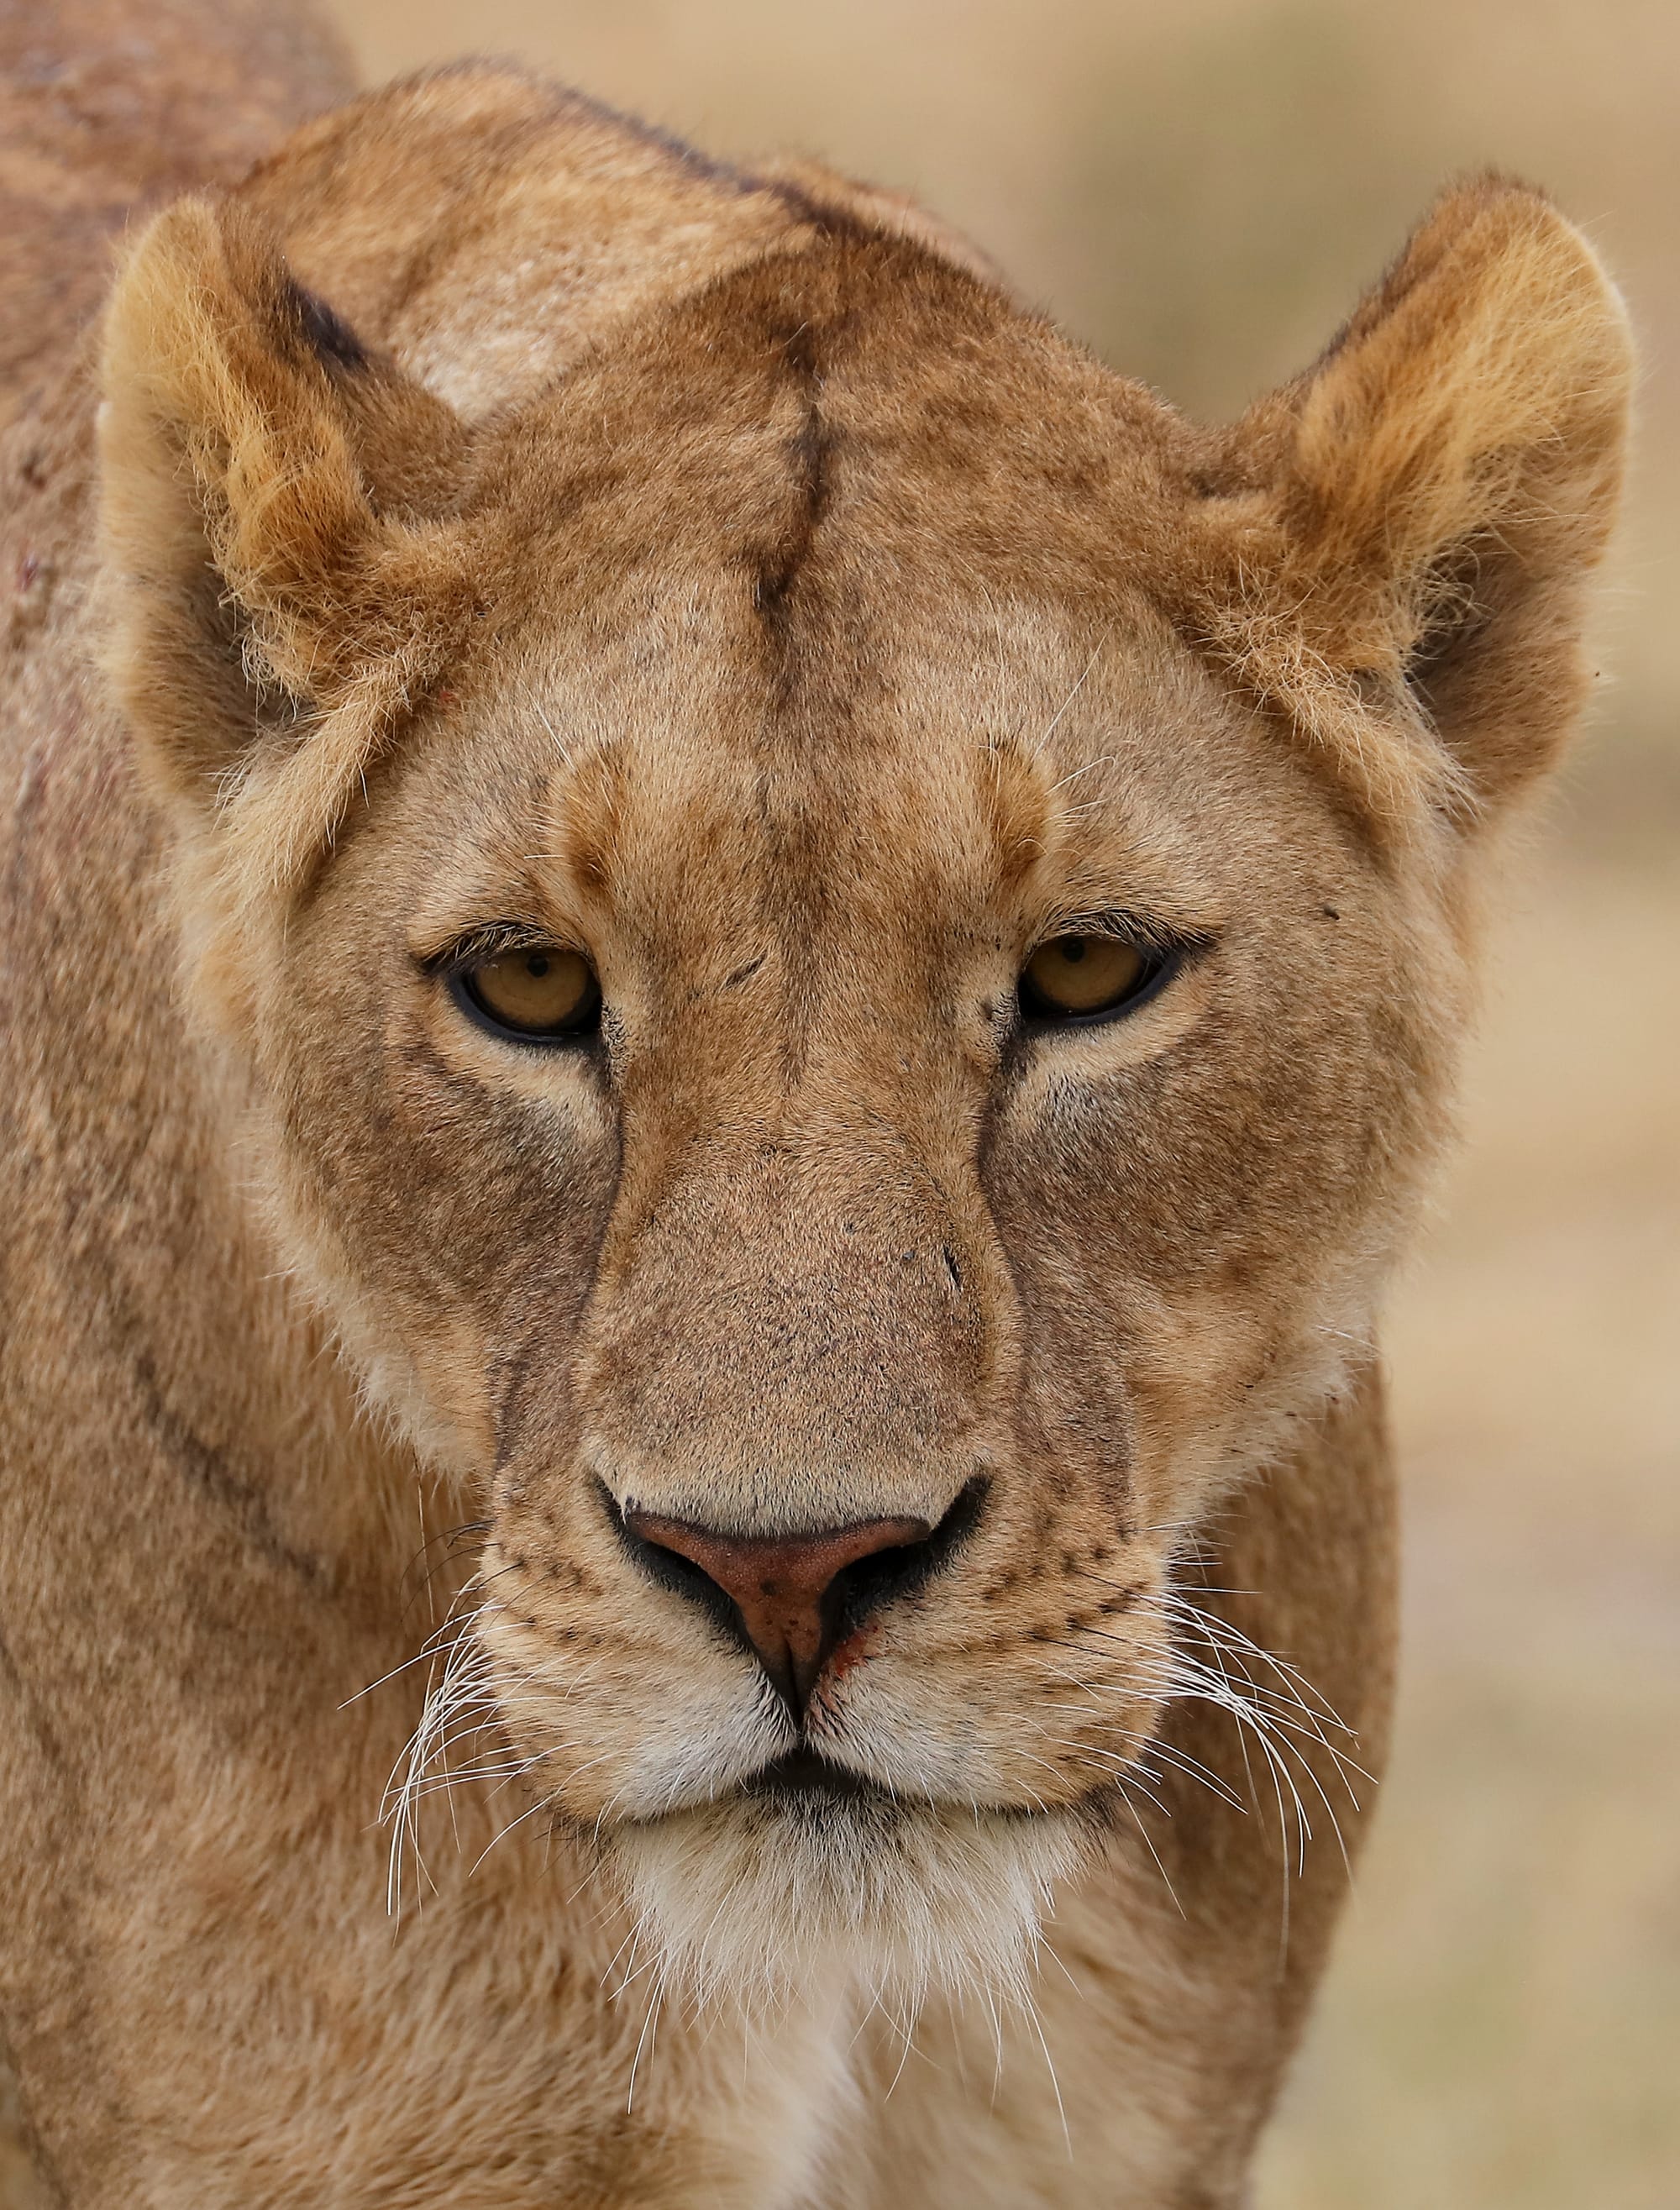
[1200,176,1634,824]
[97,194,475,855]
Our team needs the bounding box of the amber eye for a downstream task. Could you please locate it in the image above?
[1018,932,1168,1024]
[452,946,601,1042]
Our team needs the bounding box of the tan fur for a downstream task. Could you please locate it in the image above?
[0,7,1631,2203]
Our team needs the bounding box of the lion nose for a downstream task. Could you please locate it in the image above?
[620,1507,937,1714]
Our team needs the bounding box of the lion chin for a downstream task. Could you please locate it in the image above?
[602,1782,1086,2016]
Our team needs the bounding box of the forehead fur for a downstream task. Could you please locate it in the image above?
[454,230,1194,638]
[415,228,1294,920]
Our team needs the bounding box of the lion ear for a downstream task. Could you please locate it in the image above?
[97,196,474,819]
[1210,176,1634,820]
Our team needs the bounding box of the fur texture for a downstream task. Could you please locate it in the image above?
[0,8,1631,2204]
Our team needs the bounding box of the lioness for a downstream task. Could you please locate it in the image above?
[0,0,1632,2202]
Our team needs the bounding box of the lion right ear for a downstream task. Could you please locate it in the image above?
[97,197,475,830]
[1196,178,1634,827]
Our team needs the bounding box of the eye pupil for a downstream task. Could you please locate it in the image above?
[1060,937,1089,964]
[526,953,550,978]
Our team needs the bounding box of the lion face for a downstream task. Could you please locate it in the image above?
[281,621,1422,2005]
[197,352,1452,1999]
[95,152,1630,2003]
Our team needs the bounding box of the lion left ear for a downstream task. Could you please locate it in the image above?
[1203,176,1634,822]
[97,195,476,857]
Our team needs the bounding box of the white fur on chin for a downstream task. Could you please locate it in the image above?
[602,1790,1085,2019]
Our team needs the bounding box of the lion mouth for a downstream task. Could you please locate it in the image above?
[735,1745,1059,1825]
[739,1745,884,1805]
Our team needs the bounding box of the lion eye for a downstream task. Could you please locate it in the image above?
[454,947,601,1042]
[1019,933,1163,1023]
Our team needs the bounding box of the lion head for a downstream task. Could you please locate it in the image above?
[94,81,1630,2013]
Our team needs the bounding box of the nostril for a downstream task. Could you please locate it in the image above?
[611,1499,745,1648]
[827,1474,989,1645]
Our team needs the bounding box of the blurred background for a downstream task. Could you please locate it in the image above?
[323,7,1678,2204]
[8,3,1674,2203]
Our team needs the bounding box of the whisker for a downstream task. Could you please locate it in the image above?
[1032,631,1110,756]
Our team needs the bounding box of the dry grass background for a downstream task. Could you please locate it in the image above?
[8,2,1675,2202]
